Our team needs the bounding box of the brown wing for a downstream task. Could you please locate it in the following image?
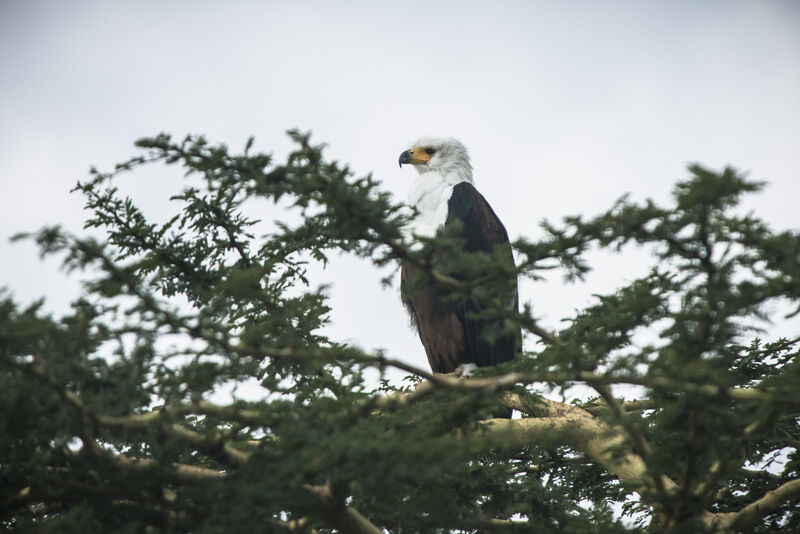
[401,262,466,374]
[446,182,520,368]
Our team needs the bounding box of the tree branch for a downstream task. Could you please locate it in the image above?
[11,359,383,534]
[303,484,382,534]
[712,478,800,532]
[731,478,800,530]
[693,406,786,499]
[71,438,227,483]
[584,398,654,415]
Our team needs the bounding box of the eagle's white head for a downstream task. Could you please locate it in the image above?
[399,136,474,185]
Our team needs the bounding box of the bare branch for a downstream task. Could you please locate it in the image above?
[733,478,800,529]
[584,398,655,415]
[713,478,800,532]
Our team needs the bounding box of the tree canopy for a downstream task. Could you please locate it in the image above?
[2,132,799,533]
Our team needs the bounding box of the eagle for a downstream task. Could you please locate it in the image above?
[398,137,520,375]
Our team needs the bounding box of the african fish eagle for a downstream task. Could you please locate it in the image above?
[398,137,521,375]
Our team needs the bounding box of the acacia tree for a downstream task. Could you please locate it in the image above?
[1,132,799,533]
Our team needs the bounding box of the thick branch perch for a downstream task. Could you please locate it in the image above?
[469,402,659,493]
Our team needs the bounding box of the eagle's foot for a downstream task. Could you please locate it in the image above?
[445,365,469,380]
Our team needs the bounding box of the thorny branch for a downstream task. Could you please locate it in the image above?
[14,352,796,532]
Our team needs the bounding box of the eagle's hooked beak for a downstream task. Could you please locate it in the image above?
[398,150,412,168]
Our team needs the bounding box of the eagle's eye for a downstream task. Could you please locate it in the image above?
[425,148,436,155]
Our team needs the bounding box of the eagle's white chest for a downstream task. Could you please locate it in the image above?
[406,172,456,239]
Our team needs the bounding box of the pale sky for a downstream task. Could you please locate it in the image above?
[1,1,798,378]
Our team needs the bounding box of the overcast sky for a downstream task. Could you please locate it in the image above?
[1,1,798,380]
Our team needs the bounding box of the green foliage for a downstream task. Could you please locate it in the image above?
[1,133,798,533]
